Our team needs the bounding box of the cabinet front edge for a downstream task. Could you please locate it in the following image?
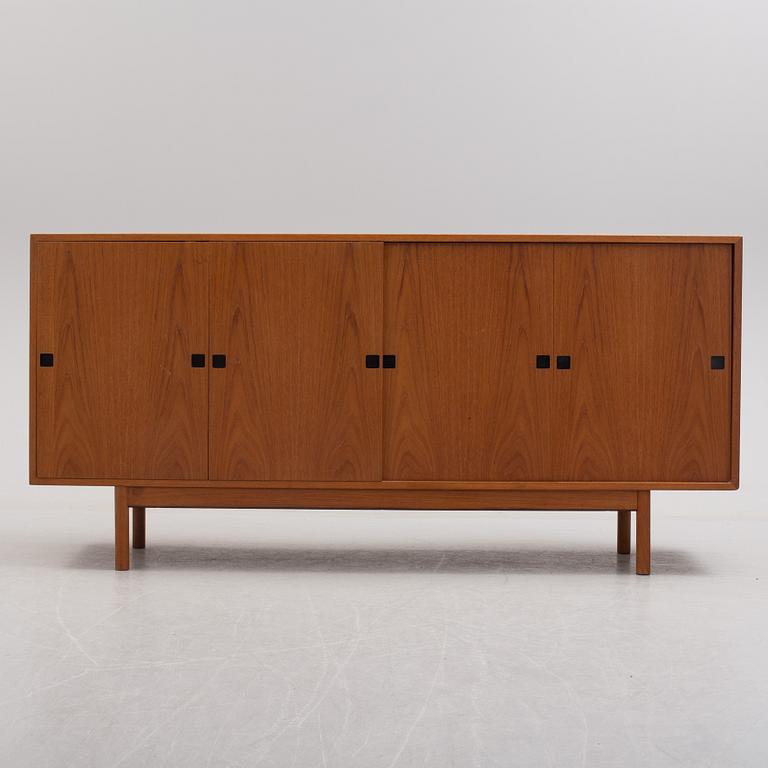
[28,478,740,490]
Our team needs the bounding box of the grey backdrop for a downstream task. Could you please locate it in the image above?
[1,0,764,516]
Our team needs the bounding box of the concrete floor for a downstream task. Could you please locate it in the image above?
[1,506,766,768]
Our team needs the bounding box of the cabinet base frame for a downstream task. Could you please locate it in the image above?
[114,487,652,575]
[115,486,651,575]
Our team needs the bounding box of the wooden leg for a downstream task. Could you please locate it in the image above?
[636,491,651,575]
[133,507,146,549]
[617,510,631,555]
[115,487,130,571]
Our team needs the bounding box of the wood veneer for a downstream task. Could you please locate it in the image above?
[127,486,638,510]
[553,243,731,482]
[34,241,208,480]
[383,242,553,480]
[207,241,382,481]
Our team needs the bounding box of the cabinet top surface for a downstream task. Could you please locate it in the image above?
[30,233,742,244]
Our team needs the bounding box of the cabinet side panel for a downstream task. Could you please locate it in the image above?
[35,242,209,479]
[731,240,742,486]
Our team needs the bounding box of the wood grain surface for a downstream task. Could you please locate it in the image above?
[636,490,651,575]
[30,478,738,490]
[128,486,638,510]
[35,242,208,479]
[553,243,732,482]
[207,241,383,481]
[132,507,145,549]
[114,486,130,570]
[617,510,631,554]
[383,242,554,480]
[30,235,741,492]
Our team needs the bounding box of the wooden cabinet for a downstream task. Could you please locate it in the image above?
[30,235,742,573]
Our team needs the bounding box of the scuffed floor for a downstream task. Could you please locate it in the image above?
[1,506,766,767]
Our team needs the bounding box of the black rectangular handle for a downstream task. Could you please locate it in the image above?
[366,354,395,369]
[536,355,550,369]
[191,354,206,368]
[556,355,571,370]
[212,354,227,369]
[39,352,54,367]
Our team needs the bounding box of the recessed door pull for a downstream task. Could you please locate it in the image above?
[711,355,725,370]
[536,355,550,369]
[212,354,227,368]
[191,354,206,368]
[556,355,571,370]
[365,355,396,368]
[40,353,54,367]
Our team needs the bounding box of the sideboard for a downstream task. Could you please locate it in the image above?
[29,234,742,573]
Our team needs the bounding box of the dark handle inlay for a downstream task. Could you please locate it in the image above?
[536,355,550,369]
[556,355,571,370]
[711,355,725,370]
[40,353,54,367]
[383,354,397,369]
[212,354,227,369]
[191,354,206,368]
[365,354,380,369]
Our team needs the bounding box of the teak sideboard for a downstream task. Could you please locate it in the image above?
[29,234,742,574]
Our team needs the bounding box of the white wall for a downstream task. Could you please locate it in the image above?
[1,0,765,515]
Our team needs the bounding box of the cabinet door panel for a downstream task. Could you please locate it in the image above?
[209,242,382,481]
[35,242,208,479]
[553,243,731,482]
[384,243,553,480]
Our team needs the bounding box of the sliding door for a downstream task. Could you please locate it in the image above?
[383,242,554,480]
[552,243,732,481]
[35,241,209,479]
[208,241,383,481]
